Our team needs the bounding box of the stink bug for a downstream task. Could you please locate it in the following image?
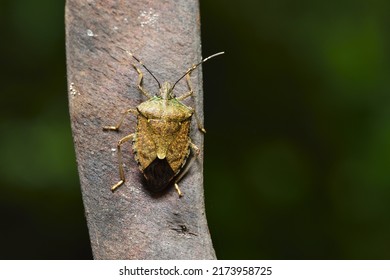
[103,49,224,196]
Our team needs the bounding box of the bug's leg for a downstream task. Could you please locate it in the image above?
[174,184,183,197]
[177,73,194,101]
[111,133,135,192]
[173,141,201,197]
[177,71,206,133]
[102,108,138,131]
[193,110,206,134]
[132,64,152,99]
[176,68,194,101]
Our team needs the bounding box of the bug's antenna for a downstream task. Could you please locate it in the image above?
[118,47,162,89]
[171,51,225,91]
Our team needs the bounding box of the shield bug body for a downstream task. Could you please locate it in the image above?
[103,50,224,196]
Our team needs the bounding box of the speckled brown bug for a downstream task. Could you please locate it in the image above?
[103,49,224,196]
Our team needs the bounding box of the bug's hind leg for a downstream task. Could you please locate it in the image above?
[111,133,135,192]
[174,184,183,197]
[173,141,201,197]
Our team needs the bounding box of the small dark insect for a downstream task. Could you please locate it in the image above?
[103,49,223,196]
[170,224,198,236]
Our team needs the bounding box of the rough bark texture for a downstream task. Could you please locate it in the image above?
[65,0,215,259]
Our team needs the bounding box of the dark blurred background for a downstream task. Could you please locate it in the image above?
[1,0,389,259]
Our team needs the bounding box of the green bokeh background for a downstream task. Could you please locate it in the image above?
[1,0,389,259]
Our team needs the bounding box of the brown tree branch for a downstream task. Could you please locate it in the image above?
[65,0,215,259]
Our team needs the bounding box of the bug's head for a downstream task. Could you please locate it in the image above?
[119,47,224,100]
[159,81,174,100]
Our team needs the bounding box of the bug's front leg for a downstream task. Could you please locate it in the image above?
[132,64,152,99]
[110,133,135,192]
[177,73,194,101]
[177,71,206,134]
